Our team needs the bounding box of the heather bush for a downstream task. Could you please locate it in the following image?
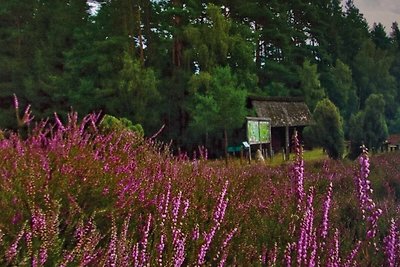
[0,99,400,265]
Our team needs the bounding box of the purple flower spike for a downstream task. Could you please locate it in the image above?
[354,147,382,239]
[384,219,398,267]
[320,181,333,243]
[292,130,305,209]
[13,94,19,110]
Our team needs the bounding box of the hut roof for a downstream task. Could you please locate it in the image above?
[388,134,400,145]
[249,96,314,127]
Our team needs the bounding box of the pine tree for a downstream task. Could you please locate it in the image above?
[28,0,89,116]
[340,0,369,65]
[353,40,396,116]
[298,60,326,111]
[371,23,391,50]
[322,59,357,120]
[0,0,35,128]
[63,0,161,132]
[189,66,247,159]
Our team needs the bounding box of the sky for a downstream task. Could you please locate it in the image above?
[87,0,101,15]
[353,0,400,32]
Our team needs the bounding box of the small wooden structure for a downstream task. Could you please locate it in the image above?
[386,134,400,151]
[248,96,314,157]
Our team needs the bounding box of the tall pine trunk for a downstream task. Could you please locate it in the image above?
[172,0,182,68]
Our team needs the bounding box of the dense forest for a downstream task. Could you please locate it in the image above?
[1,0,399,155]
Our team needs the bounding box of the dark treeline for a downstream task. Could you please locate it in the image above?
[1,0,399,154]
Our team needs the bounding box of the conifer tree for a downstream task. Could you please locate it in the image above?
[312,98,345,159]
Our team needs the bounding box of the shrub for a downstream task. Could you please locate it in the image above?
[99,114,144,136]
[311,98,345,159]
[348,94,388,158]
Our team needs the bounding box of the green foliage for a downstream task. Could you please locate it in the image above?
[99,114,144,136]
[64,34,160,132]
[113,52,160,129]
[353,40,396,115]
[388,107,400,134]
[340,0,370,64]
[298,60,326,111]
[302,126,318,149]
[264,82,290,97]
[0,0,89,127]
[322,59,356,119]
[183,4,253,73]
[189,66,247,133]
[371,23,392,50]
[363,94,389,151]
[348,112,365,159]
[349,94,388,158]
[310,98,345,159]
[188,66,247,154]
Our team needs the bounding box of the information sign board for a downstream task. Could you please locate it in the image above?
[247,120,259,144]
[259,121,270,143]
[246,117,271,144]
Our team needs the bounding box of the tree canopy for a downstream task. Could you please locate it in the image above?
[0,0,398,155]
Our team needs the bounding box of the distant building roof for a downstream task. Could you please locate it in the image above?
[388,134,400,145]
[249,96,314,127]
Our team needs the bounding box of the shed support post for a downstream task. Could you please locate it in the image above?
[269,142,273,159]
[285,126,290,160]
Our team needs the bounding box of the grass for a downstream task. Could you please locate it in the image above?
[259,148,327,166]
[224,147,327,167]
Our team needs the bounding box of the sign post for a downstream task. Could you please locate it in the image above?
[242,141,251,163]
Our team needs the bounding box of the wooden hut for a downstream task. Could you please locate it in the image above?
[248,96,314,156]
[387,134,400,151]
